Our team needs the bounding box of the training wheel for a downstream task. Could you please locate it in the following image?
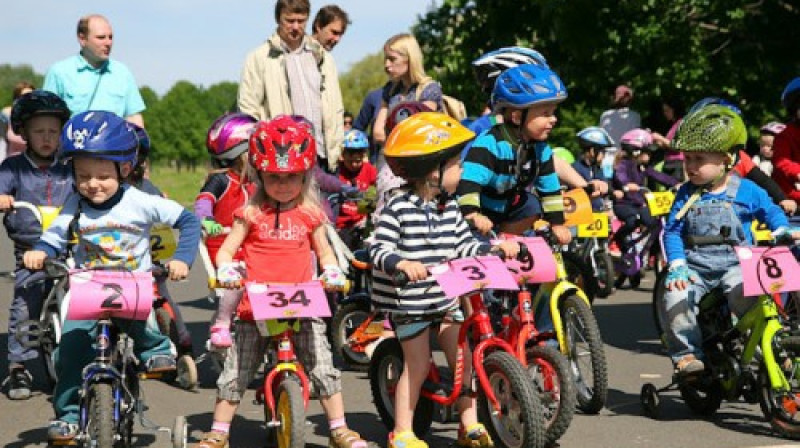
[176,355,198,391]
[172,415,187,448]
[640,383,660,419]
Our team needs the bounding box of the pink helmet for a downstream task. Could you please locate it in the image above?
[760,122,786,136]
[620,128,654,155]
[206,113,257,161]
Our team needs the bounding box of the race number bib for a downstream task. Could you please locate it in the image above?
[644,191,675,216]
[736,246,800,296]
[563,189,593,227]
[432,255,518,298]
[493,237,558,284]
[66,270,154,321]
[577,213,610,238]
[150,224,177,261]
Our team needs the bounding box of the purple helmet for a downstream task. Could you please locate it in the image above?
[206,113,257,161]
[620,128,654,155]
[760,121,786,136]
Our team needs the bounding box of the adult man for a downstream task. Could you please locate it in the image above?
[238,0,344,172]
[43,14,145,127]
[311,5,350,51]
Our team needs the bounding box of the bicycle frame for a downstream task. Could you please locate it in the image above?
[737,294,792,391]
[262,328,312,427]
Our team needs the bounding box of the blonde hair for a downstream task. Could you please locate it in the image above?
[384,33,431,87]
[244,165,327,223]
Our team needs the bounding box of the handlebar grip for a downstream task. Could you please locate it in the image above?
[392,271,410,287]
[684,235,732,246]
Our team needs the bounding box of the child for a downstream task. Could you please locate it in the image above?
[661,105,789,374]
[194,112,257,349]
[0,90,72,400]
[573,127,613,212]
[370,112,520,448]
[336,128,377,249]
[457,63,571,241]
[610,128,678,261]
[194,115,370,448]
[23,111,201,441]
[754,121,785,176]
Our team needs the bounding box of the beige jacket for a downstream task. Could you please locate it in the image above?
[237,33,344,171]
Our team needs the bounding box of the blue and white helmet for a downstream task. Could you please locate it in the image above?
[491,64,567,111]
[576,127,614,150]
[60,111,138,164]
[782,77,800,113]
[342,129,370,151]
[472,47,549,94]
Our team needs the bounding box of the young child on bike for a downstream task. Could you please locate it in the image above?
[574,127,614,212]
[457,63,572,241]
[194,112,257,349]
[0,90,72,401]
[22,110,201,442]
[609,128,678,261]
[335,128,377,249]
[662,105,790,375]
[194,115,370,448]
[753,121,785,176]
[370,112,521,448]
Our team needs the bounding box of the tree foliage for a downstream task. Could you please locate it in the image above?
[0,64,44,108]
[414,0,800,149]
[339,52,387,118]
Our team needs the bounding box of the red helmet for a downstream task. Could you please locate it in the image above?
[386,101,433,134]
[248,115,316,173]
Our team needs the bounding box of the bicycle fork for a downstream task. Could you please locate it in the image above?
[262,332,311,428]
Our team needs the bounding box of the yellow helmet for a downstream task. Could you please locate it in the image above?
[384,112,475,179]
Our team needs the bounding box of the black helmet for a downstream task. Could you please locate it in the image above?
[10,90,71,134]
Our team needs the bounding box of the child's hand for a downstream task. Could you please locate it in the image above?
[0,195,13,211]
[780,199,797,216]
[396,260,428,282]
[202,218,224,236]
[665,261,698,291]
[23,250,47,270]
[613,190,624,200]
[216,262,243,289]
[625,183,640,193]
[166,260,189,281]
[589,180,608,197]
[321,264,347,290]
[493,240,521,259]
[466,213,493,235]
[551,225,572,245]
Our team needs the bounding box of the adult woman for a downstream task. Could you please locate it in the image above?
[371,33,442,159]
[1,81,35,161]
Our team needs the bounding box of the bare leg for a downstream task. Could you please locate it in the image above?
[394,328,432,433]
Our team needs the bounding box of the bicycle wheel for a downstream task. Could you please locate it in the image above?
[276,378,305,448]
[560,294,608,414]
[563,252,596,303]
[331,301,372,370]
[679,377,722,416]
[40,309,61,389]
[758,339,800,439]
[526,345,576,445]
[592,248,615,298]
[86,382,116,448]
[368,338,434,437]
[478,351,546,448]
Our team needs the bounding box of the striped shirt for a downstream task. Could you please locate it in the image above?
[370,191,489,315]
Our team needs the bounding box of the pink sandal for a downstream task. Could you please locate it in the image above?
[209,325,232,349]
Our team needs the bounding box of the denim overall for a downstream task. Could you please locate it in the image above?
[661,175,754,362]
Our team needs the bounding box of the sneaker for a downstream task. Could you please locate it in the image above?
[209,325,232,349]
[388,431,428,448]
[48,420,79,441]
[457,423,494,448]
[145,354,177,373]
[607,240,622,258]
[7,367,33,400]
[675,354,705,375]
[193,430,228,448]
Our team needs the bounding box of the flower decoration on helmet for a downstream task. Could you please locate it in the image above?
[248,115,316,174]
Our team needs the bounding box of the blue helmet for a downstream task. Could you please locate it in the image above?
[130,123,151,159]
[342,129,369,151]
[490,64,567,111]
[60,111,138,164]
[576,127,614,150]
[472,47,549,94]
[782,77,800,112]
[686,97,741,116]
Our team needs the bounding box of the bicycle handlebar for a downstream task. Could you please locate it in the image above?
[391,245,526,287]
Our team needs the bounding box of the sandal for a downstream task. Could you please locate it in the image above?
[457,423,494,448]
[193,430,228,448]
[209,326,232,349]
[387,431,427,448]
[329,427,369,448]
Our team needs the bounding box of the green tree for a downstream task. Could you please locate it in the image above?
[0,64,44,108]
[339,52,387,121]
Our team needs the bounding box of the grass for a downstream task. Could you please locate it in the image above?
[148,163,208,210]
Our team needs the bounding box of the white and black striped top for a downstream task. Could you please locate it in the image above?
[370,191,490,315]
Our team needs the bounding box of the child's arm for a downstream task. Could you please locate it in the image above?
[752,183,790,232]
[456,141,497,233]
[662,186,698,291]
[167,204,202,281]
[644,166,678,188]
[531,142,566,225]
[23,194,80,269]
[195,173,227,235]
[0,160,16,210]
[215,216,249,288]
[311,224,349,289]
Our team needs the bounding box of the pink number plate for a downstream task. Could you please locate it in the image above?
[66,270,154,321]
[247,281,331,321]
[506,237,557,284]
[736,246,800,296]
[432,255,518,298]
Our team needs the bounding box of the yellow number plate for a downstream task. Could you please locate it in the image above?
[150,224,177,261]
[38,206,62,231]
[751,220,772,242]
[577,213,610,238]
[644,191,675,216]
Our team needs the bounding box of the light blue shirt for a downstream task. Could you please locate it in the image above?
[43,54,145,118]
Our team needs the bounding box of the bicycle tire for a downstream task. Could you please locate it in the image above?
[368,338,434,437]
[478,351,546,448]
[563,252,596,303]
[526,345,576,445]
[593,249,615,298]
[331,301,372,370]
[560,294,608,414]
[679,378,722,416]
[276,378,305,448]
[40,310,60,389]
[87,382,116,448]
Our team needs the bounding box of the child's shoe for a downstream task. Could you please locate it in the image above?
[457,423,494,448]
[6,366,33,400]
[145,354,177,373]
[607,240,622,258]
[675,354,704,375]
[47,420,79,442]
[329,427,369,448]
[388,431,428,448]
[193,430,228,448]
[209,325,232,349]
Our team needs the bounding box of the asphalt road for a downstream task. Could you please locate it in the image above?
[0,231,797,448]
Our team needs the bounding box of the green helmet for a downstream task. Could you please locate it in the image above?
[673,104,747,154]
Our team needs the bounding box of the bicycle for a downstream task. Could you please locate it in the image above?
[369,252,546,448]
[642,232,800,439]
[570,211,615,299]
[49,259,185,448]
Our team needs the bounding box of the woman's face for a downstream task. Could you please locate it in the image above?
[662,103,675,122]
[384,48,408,81]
